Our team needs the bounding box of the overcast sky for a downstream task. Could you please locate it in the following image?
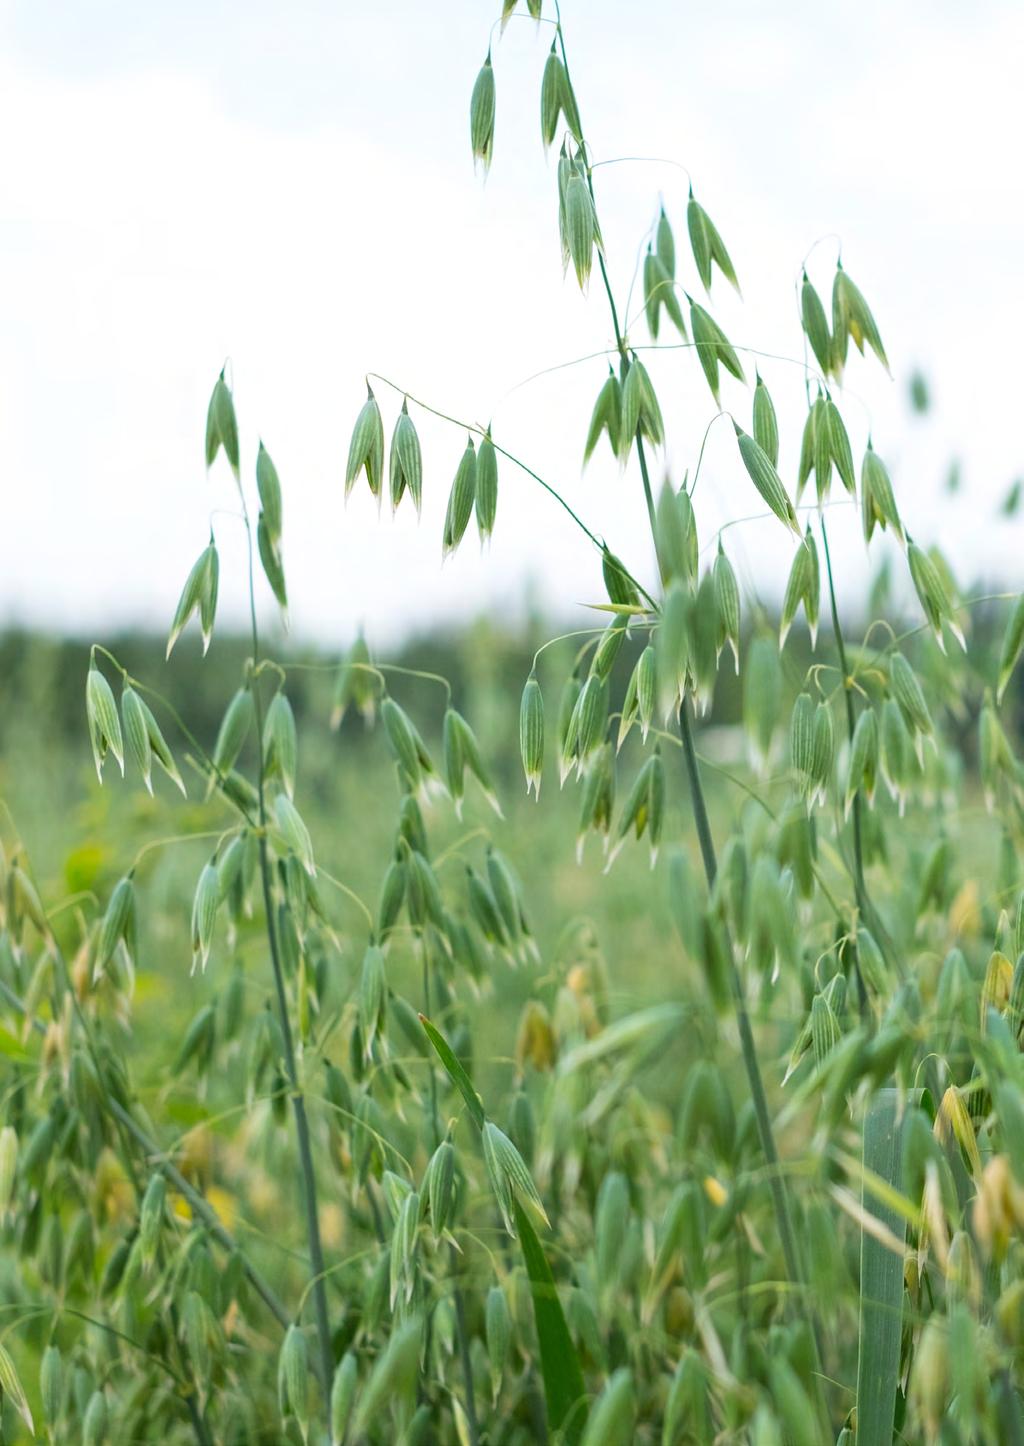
[2,0,1021,650]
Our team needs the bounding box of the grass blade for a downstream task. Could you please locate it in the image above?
[418,1013,484,1129]
[515,1200,587,1443]
[421,1014,587,1440]
[856,1088,906,1445]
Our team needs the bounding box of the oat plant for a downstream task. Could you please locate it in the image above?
[351,2,1024,1441]
[2,3,1024,1444]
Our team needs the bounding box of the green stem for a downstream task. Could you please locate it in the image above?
[819,514,979,1437]
[57,1305,191,1387]
[422,946,442,1149]
[255,837,334,1387]
[557,19,656,548]
[184,1394,214,1446]
[419,937,480,1446]
[692,748,848,924]
[553,17,623,333]
[553,0,827,1419]
[677,705,810,1301]
[366,373,657,612]
[553,0,827,1406]
[639,409,828,1401]
[819,526,965,1357]
[241,504,335,1404]
[111,1095,292,1327]
[678,701,829,1429]
[423,939,479,1446]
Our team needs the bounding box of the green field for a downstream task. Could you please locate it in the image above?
[2,565,1022,1446]
[5,0,1024,1436]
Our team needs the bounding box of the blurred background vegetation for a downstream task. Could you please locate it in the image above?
[0,589,1016,1437]
[1,619,699,1260]
[0,596,1007,1081]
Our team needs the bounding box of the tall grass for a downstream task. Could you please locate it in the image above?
[1,2,1023,1443]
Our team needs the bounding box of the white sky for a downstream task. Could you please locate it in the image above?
[1,0,1022,649]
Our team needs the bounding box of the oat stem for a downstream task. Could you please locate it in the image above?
[553,0,827,1414]
[422,944,480,1445]
[677,702,811,1303]
[240,495,335,1409]
[366,372,657,610]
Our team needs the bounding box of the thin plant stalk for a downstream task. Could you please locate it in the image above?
[254,833,334,1391]
[422,942,480,1445]
[677,699,826,1398]
[554,0,826,1407]
[819,526,961,1439]
[109,1095,294,1332]
[240,500,335,1405]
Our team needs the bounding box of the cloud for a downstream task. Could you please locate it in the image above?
[1,0,1021,650]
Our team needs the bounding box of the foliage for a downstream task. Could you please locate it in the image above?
[2,3,1024,1443]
